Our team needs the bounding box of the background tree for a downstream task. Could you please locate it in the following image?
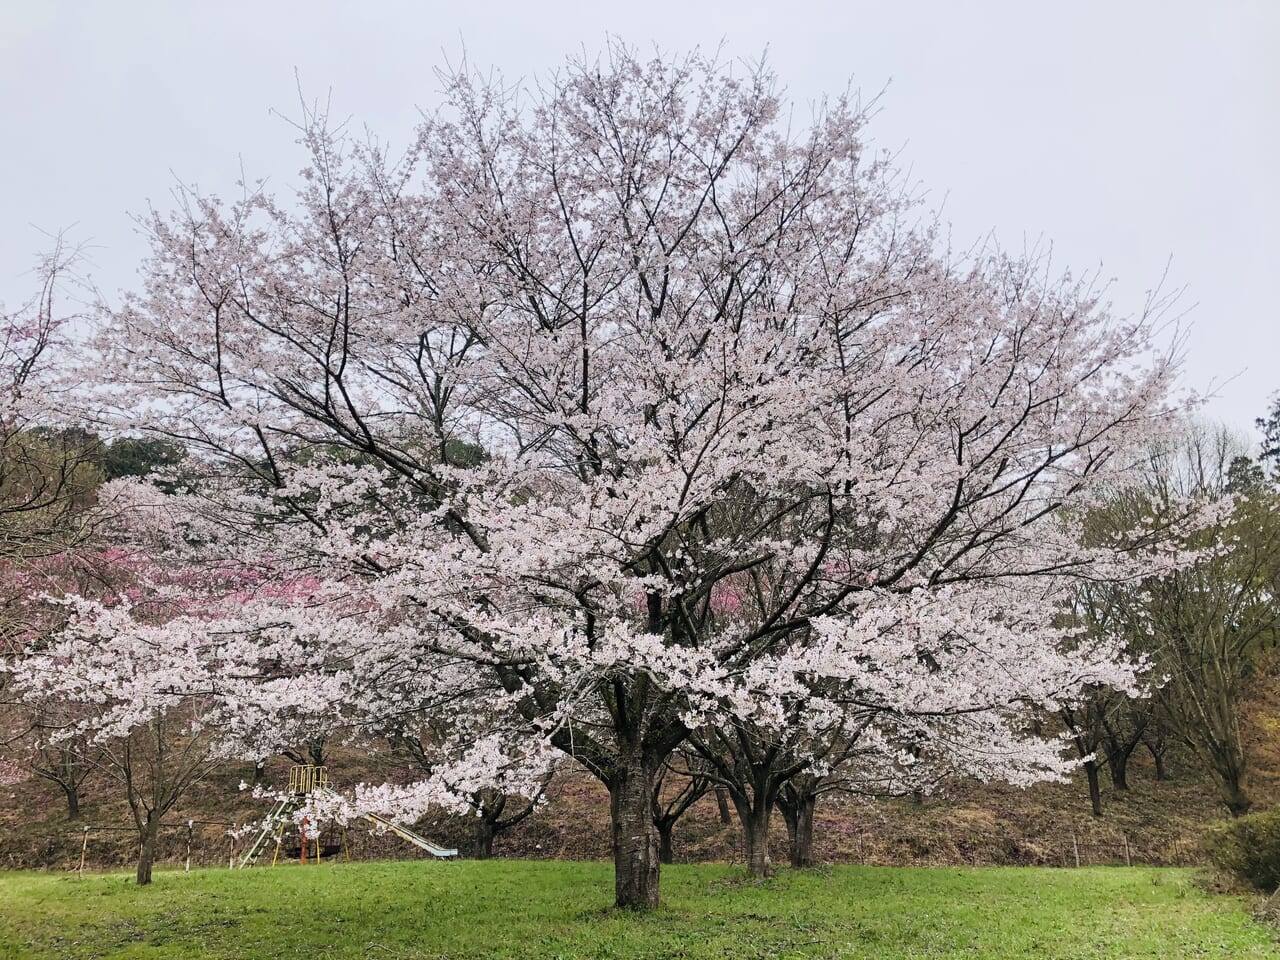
[1139,707,1176,781]
[98,437,187,491]
[1256,395,1280,474]
[1060,579,1160,815]
[0,242,145,819]
[689,702,876,877]
[650,751,714,865]
[1152,487,1280,815]
[0,239,103,703]
[282,734,330,770]
[0,237,101,565]
[21,701,102,820]
[389,728,554,859]
[15,607,226,885]
[774,732,887,870]
[111,709,222,885]
[9,488,240,884]
[1079,424,1280,816]
[1060,694,1111,817]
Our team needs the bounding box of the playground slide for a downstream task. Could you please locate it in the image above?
[362,811,458,858]
[311,787,458,858]
[238,787,458,866]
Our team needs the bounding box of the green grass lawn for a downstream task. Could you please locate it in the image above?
[0,861,1274,959]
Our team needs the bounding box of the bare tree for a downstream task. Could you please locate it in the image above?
[100,709,222,884]
[650,752,714,865]
[1080,424,1280,816]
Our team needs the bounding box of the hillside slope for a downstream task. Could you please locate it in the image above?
[0,746,1258,873]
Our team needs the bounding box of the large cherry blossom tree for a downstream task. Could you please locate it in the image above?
[47,47,1184,906]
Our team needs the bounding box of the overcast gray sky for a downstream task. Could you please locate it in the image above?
[3,1,1276,435]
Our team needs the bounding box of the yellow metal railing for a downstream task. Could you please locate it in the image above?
[287,764,329,796]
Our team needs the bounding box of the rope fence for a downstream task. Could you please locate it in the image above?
[20,821,1199,875]
[21,817,455,876]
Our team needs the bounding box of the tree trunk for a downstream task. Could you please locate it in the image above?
[1100,711,1145,792]
[136,815,160,886]
[715,788,732,825]
[1106,749,1131,791]
[1222,778,1252,817]
[1085,760,1103,817]
[307,739,327,769]
[777,784,818,869]
[779,800,796,854]
[63,785,81,820]
[657,820,674,865]
[252,759,267,787]
[729,789,773,878]
[472,819,496,859]
[609,755,661,909]
[1149,745,1168,781]
[1206,740,1252,817]
[744,811,772,877]
[725,778,776,878]
[787,794,816,868]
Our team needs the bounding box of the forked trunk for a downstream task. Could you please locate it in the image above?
[773,788,814,870]
[1103,726,1143,792]
[1106,751,1131,791]
[729,785,775,878]
[1211,747,1251,817]
[63,785,81,820]
[609,755,661,909]
[780,792,816,868]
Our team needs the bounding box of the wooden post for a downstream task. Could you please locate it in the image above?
[1122,834,1131,867]
[1071,831,1080,868]
[78,827,90,878]
[185,820,194,872]
[271,819,285,867]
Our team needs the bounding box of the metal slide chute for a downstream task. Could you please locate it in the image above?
[313,787,458,858]
[359,808,458,858]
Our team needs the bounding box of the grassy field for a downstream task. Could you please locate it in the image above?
[0,861,1275,959]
